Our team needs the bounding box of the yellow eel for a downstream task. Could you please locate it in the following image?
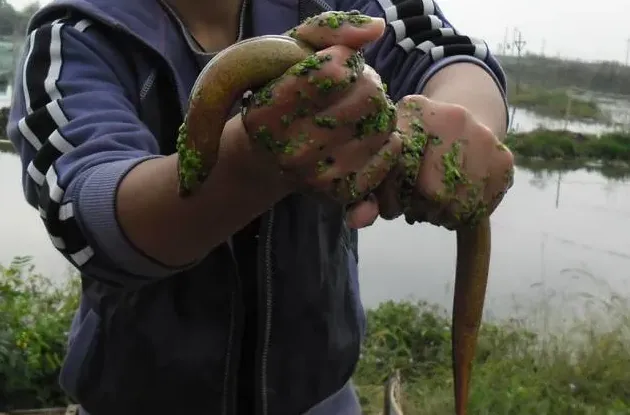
[175,33,491,415]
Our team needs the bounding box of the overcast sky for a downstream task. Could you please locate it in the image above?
[8,0,629,63]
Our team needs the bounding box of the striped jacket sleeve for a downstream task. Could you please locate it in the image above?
[340,0,508,118]
[8,16,184,286]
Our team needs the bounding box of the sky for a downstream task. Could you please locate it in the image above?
[7,0,629,63]
[437,0,630,63]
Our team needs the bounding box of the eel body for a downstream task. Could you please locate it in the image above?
[177,34,491,415]
[453,218,491,415]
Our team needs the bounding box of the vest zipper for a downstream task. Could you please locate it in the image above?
[237,0,249,39]
[254,2,331,413]
[222,290,237,415]
[258,207,275,415]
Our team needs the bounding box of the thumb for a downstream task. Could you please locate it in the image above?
[287,11,385,51]
[345,194,380,229]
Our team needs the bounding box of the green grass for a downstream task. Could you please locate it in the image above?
[504,129,630,164]
[1,256,629,413]
[352,299,630,414]
[508,82,607,123]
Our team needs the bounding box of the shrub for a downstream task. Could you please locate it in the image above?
[0,256,78,410]
[1,258,629,414]
[354,300,630,414]
[505,129,630,163]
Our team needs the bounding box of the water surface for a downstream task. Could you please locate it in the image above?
[2,91,630,320]
[2,150,629,320]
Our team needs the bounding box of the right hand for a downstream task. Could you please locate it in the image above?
[241,12,403,210]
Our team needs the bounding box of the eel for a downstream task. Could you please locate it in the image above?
[174,31,490,415]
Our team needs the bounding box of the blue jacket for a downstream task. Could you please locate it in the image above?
[7,0,507,414]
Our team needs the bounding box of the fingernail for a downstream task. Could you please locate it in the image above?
[348,15,384,28]
[341,11,375,26]
[318,11,376,28]
[364,17,385,29]
[367,16,385,25]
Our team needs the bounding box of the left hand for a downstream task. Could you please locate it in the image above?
[347,94,514,229]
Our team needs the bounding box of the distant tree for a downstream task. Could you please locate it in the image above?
[0,1,40,37]
[0,0,18,36]
[497,54,630,97]
[16,2,41,34]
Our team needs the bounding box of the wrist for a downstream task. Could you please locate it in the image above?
[420,62,508,138]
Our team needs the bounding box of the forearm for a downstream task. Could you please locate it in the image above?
[118,116,289,267]
[420,62,508,140]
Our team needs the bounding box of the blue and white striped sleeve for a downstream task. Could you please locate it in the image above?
[8,15,185,286]
[339,0,508,120]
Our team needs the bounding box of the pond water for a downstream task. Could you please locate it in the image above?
[358,163,630,322]
[2,148,629,322]
[508,105,627,135]
[1,87,629,322]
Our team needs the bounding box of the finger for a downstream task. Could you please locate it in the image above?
[473,131,514,214]
[486,149,515,214]
[403,194,435,224]
[404,211,427,225]
[283,45,366,109]
[396,97,471,202]
[320,132,403,202]
[283,70,395,173]
[415,113,487,225]
[372,169,402,220]
[346,194,380,229]
[288,11,385,50]
[401,95,472,141]
[413,136,463,210]
[321,125,394,179]
[371,128,425,220]
[298,64,391,145]
[487,189,506,215]
[248,44,364,120]
[243,47,365,162]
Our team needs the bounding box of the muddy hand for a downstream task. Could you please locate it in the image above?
[242,55,401,206]
[176,10,399,207]
[375,95,514,225]
[373,95,514,415]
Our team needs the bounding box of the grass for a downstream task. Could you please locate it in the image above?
[353,298,630,414]
[1,256,630,414]
[507,82,608,123]
[504,129,630,164]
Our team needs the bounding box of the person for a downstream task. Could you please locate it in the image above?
[7,0,513,413]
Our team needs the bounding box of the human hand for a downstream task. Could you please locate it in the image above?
[374,95,515,229]
[241,12,402,225]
